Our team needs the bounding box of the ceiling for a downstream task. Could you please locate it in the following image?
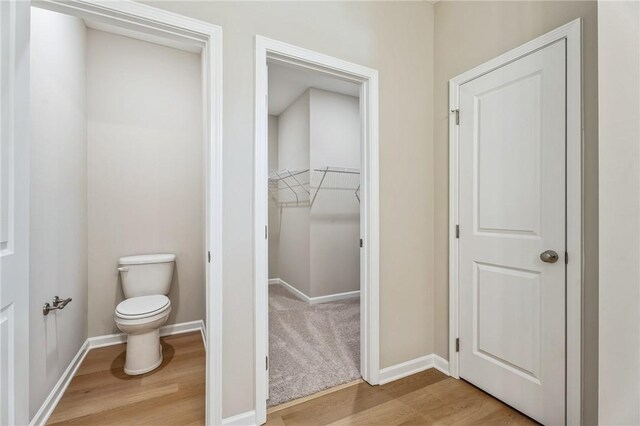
[268,62,360,116]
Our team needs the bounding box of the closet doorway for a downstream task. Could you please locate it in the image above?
[254,37,380,424]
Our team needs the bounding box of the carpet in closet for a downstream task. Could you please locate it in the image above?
[268,284,360,407]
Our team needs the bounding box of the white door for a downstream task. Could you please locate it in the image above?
[458,39,566,425]
[0,1,30,425]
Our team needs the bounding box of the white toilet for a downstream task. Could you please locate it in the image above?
[114,253,175,375]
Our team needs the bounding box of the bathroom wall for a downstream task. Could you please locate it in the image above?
[275,91,311,295]
[29,8,88,418]
[309,89,360,298]
[268,115,280,278]
[86,29,204,336]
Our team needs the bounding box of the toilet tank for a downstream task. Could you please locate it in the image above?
[118,254,176,298]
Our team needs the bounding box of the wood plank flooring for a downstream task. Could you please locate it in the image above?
[267,369,537,426]
[48,331,205,425]
[49,332,535,425]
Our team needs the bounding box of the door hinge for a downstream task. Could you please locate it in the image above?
[452,109,460,125]
[266,356,269,370]
[456,338,460,352]
[265,225,268,239]
[360,238,363,248]
[455,224,460,239]
[207,251,211,263]
[565,251,569,264]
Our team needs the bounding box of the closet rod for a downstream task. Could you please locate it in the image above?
[312,168,360,175]
[269,168,309,181]
[310,167,361,207]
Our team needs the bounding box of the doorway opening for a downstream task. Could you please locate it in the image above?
[266,63,362,407]
[254,36,380,424]
[0,2,222,424]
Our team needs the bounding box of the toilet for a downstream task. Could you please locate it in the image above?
[114,253,175,375]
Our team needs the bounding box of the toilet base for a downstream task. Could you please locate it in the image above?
[123,328,163,375]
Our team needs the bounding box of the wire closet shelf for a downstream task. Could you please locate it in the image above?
[268,166,361,207]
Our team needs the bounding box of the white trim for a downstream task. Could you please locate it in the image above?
[309,291,360,305]
[199,320,207,347]
[379,355,440,385]
[379,355,433,384]
[448,18,582,424]
[86,320,206,349]
[28,2,223,424]
[269,278,360,304]
[86,331,127,349]
[254,36,380,425]
[268,278,309,303]
[29,341,90,426]
[222,410,257,426]
[379,354,450,386]
[433,355,450,376]
[30,320,206,426]
[160,320,206,341]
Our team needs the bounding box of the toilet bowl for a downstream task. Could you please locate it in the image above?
[115,295,171,375]
[114,253,175,375]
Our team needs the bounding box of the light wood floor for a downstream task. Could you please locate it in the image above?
[49,332,535,425]
[267,369,537,426]
[48,331,205,425]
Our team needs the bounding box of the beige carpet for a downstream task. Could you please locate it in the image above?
[268,284,360,407]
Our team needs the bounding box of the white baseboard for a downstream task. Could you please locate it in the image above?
[269,278,309,302]
[433,354,450,376]
[86,331,127,349]
[312,290,361,304]
[29,340,90,426]
[379,354,433,384]
[87,319,205,349]
[199,320,207,346]
[31,320,206,426]
[222,410,256,425]
[161,319,204,336]
[379,353,450,385]
[269,278,360,304]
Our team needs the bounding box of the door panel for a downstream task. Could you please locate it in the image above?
[0,1,30,424]
[475,263,540,381]
[458,39,566,425]
[476,73,542,236]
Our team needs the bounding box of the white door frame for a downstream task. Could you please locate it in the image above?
[448,19,582,424]
[254,36,379,425]
[15,1,224,424]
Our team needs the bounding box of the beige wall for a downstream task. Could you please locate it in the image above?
[86,29,205,336]
[598,2,640,424]
[309,89,360,297]
[272,88,361,298]
[29,8,88,418]
[28,1,613,422]
[144,1,435,417]
[276,90,311,295]
[433,1,599,423]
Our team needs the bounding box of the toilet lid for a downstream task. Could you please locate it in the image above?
[116,295,170,318]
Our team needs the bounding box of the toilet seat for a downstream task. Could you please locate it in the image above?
[115,295,170,320]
